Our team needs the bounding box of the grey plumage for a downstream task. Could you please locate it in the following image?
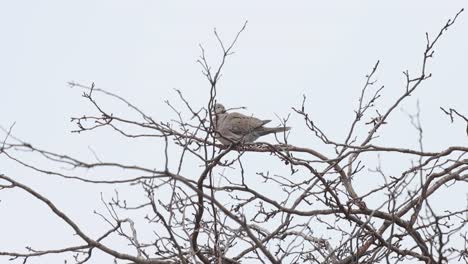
[213,103,290,145]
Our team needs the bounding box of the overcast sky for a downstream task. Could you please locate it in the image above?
[0,1,467,263]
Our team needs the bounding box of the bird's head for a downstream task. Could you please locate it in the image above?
[214,103,226,114]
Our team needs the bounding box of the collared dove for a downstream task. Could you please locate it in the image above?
[213,103,290,145]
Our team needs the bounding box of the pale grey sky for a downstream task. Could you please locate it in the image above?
[0,1,467,263]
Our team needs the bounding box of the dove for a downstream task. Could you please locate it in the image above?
[213,103,290,145]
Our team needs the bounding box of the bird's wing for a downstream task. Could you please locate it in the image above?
[225,112,270,135]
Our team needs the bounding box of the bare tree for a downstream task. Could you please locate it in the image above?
[1,9,467,264]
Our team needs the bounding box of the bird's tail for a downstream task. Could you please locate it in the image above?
[259,126,291,136]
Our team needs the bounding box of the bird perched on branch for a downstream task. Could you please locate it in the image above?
[213,103,290,145]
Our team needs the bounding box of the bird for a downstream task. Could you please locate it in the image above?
[213,103,290,145]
